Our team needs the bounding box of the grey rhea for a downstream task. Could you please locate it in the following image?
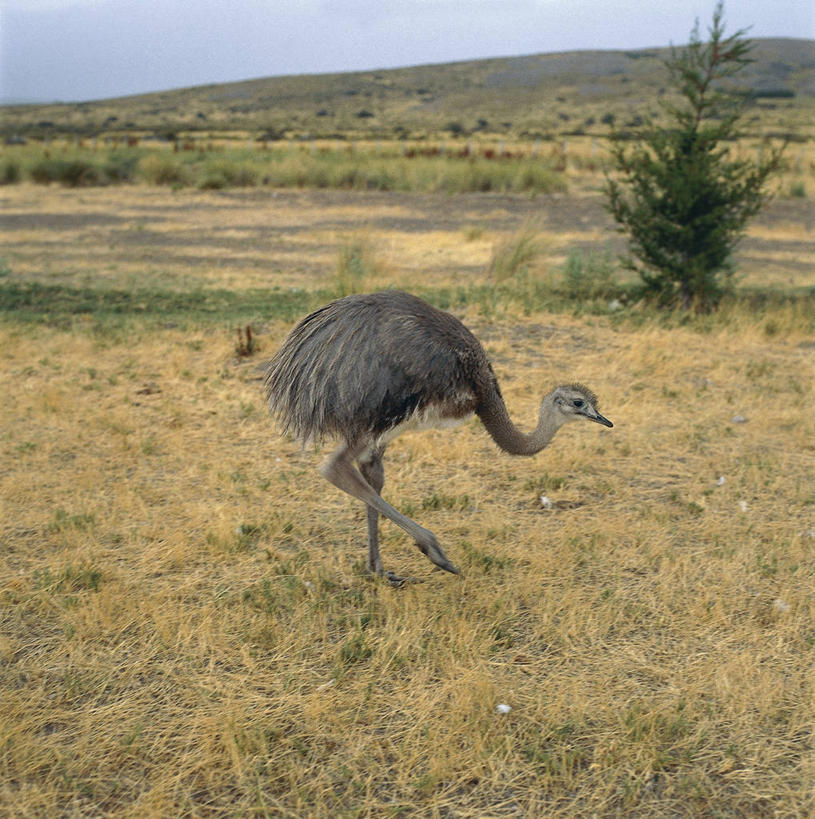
[264,290,613,582]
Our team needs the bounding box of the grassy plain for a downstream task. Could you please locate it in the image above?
[1,183,814,816]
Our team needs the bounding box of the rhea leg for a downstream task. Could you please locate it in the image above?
[358,447,385,576]
[359,448,416,585]
[320,441,459,576]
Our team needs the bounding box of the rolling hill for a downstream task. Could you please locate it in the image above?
[2,38,813,140]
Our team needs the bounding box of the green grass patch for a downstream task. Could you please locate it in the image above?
[334,236,385,296]
[1,278,812,335]
[560,247,619,300]
[0,143,568,194]
[0,281,321,326]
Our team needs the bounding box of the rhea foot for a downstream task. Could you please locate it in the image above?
[384,571,422,587]
[415,533,460,575]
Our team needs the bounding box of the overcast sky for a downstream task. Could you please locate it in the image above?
[1,0,813,103]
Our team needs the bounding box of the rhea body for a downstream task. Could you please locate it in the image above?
[264,290,612,580]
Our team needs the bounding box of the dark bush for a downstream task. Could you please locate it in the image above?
[30,159,101,187]
[102,153,139,183]
[1,160,21,184]
[752,88,795,99]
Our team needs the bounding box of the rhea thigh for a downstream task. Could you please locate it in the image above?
[358,446,385,494]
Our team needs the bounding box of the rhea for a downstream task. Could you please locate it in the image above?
[264,290,612,582]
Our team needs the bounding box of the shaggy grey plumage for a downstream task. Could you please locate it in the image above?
[265,290,492,445]
[265,290,612,582]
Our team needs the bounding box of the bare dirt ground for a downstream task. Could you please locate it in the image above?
[2,185,814,292]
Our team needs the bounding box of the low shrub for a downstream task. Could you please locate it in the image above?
[787,181,806,198]
[197,158,258,189]
[138,154,190,186]
[102,153,140,183]
[30,158,101,187]
[1,160,21,184]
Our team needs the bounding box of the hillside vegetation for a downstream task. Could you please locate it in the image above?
[2,39,813,140]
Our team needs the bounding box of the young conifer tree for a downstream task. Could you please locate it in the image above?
[605,2,783,310]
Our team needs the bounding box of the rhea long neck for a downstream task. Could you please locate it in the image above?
[476,389,565,456]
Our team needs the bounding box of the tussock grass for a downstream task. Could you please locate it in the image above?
[334,234,390,297]
[486,220,548,283]
[138,153,192,187]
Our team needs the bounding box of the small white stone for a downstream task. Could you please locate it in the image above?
[773,599,790,614]
[739,500,748,512]
[608,298,622,312]
[731,414,747,424]
[716,476,726,486]
[540,495,553,510]
[496,703,512,715]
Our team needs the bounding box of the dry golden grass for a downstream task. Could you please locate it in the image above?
[2,315,814,816]
[1,185,814,816]
[2,182,814,295]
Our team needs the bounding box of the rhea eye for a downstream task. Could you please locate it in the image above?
[573,399,585,408]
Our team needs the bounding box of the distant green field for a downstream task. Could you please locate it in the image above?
[0,141,569,194]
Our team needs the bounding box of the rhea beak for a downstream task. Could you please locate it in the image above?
[589,410,613,428]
